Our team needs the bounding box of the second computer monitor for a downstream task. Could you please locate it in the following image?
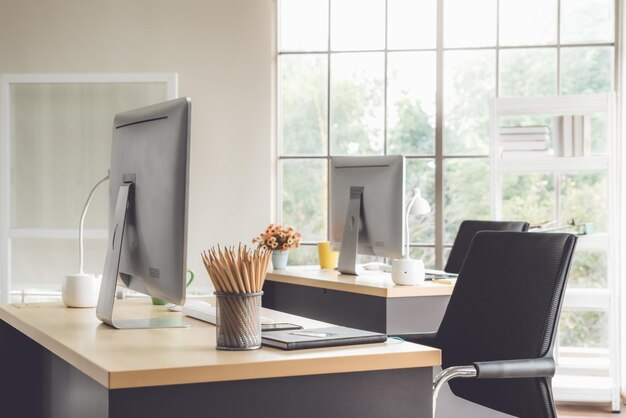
[330,155,405,275]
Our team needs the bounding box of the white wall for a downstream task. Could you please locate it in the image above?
[0,0,275,289]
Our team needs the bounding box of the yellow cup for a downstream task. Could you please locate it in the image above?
[318,241,339,269]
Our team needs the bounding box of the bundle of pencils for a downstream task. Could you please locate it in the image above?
[201,244,271,350]
[201,244,271,293]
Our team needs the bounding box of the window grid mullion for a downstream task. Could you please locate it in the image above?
[383,0,389,156]
[495,0,501,97]
[434,0,445,268]
[325,0,332,242]
[557,0,562,94]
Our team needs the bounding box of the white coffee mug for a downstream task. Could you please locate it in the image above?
[62,273,101,308]
[391,259,425,286]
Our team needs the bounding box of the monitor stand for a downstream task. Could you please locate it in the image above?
[337,186,364,276]
[96,183,190,329]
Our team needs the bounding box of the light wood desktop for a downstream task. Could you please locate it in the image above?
[264,266,455,334]
[0,298,440,418]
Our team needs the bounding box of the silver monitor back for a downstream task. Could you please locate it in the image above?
[97,97,191,329]
[330,155,405,273]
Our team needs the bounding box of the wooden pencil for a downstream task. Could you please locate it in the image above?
[202,243,270,294]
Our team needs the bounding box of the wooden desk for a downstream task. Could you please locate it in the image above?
[264,266,455,334]
[0,299,440,418]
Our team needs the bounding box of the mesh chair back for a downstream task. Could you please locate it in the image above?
[435,231,576,418]
[444,220,530,274]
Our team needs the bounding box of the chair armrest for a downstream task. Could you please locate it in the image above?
[388,332,437,347]
[473,357,555,379]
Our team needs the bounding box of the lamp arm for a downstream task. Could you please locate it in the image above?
[405,193,418,259]
[79,173,110,274]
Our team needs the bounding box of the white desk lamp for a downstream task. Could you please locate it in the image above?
[391,187,431,285]
[62,173,109,307]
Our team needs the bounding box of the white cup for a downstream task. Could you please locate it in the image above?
[62,273,101,308]
[391,259,425,286]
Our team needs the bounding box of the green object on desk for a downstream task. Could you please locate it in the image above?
[152,269,195,305]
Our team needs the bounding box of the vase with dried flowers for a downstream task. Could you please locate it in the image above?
[253,224,302,269]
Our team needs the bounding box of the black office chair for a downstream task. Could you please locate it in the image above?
[444,220,530,274]
[439,231,576,417]
[396,231,577,418]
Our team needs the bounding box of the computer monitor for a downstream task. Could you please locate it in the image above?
[96,97,191,329]
[329,155,405,275]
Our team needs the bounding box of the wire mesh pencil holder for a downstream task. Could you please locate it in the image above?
[214,291,263,351]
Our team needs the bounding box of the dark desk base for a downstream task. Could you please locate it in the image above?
[263,280,450,334]
[0,320,432,418]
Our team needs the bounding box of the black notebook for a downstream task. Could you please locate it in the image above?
[261,326,387,350]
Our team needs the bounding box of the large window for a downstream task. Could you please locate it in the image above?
[277,0,616,269]
[277,0,617,357]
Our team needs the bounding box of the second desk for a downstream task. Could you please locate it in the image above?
[263,266,454,334]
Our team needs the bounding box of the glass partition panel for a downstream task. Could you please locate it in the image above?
[409,247,435,269]
[9,82,167,230]
[499,48,557,97]
[444,0,497,48]
[330,0,385,51]
[443,50,496,155]
[279,0,329,52]
[499,0,557,46]
[443,158,490,243]
[406,158,435,244]
[387,52,436,156]
[560,171,608,233]
[280,54,328,156]
[502,173,556,226]
[330,52,385,155]
[568,250,608,289]
[287,244,320,267]
[560,46,614,95]
[280,159,328,242]
[561,0,615,44]
[560,310,609,349]
[12,238,107,289]
[387,0,436,50]
[7,79,170,291]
